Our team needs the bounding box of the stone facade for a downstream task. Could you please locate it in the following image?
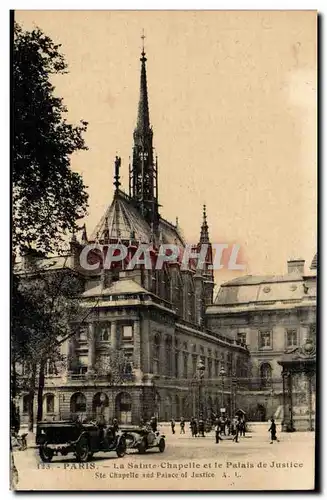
[206,258,317,423]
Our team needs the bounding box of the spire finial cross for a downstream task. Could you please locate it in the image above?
[141,29,146,54]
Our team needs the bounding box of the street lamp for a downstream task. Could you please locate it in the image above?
[219,366,226,415]
[197,359,205,418]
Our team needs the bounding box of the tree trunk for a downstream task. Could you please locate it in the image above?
[37,359,46,423]
[10,360,20,432]
[28,364,37,432]
[11,359,17,399]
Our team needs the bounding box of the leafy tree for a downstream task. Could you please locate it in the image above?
[93,348,133,384]
[12,259,86,427]
[13,22,88,255]
[12,22,90,431]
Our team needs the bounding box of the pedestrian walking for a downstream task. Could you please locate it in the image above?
[198,415,205,437]
[171,418,176,435]
[219,416,226,436]
[232,418,240,443]
[225,416,231,436]
[190,417,198,437]
[268,418,279,444]
[240,418,246,437]
[180,417,185,434]
[214,419,221,444]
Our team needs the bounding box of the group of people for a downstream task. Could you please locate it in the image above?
[189,416,206,437]
[132,413,279,445]
[168,413,250,443]
[214,415,246,443]
[170,417,186,435]
[171,416,207,437]
[170,414,279,445]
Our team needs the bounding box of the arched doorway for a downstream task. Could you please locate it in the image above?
[256,404,266,422]
[92,392,109,421]
[70,392,87,418]
[115,392,132,424]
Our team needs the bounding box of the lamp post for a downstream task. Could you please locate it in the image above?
[219,366,226,416]
[197,359,205,419]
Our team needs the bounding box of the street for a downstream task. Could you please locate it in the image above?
[12,423,315,491]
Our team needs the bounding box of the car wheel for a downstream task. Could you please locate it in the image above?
[158,438,165,453]
[75,437,90,463]
[116,438,126,458]
[138,439,147,454]
[39,446,54,463]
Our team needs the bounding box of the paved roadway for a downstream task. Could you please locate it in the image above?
[12,424,316,491]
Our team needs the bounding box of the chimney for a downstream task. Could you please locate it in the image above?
[287,259,305,275]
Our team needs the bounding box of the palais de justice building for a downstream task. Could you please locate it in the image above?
[18,46,316,429]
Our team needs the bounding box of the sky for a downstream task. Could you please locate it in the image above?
[15,10,317,286]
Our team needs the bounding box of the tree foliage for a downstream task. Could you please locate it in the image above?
[93,348,133,384]
[13,22,88,254]
[12,261,87,424]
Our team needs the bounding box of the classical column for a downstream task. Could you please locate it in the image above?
[174,350,179,378]
[66,336,75,376]
[287,372,294,431]
[133,319,141,369]
[111,321,117,350]
[282,371,287,431]
[133,320,143,382]
[87,323,95,377]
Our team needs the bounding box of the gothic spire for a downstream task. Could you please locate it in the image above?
[134,31,151,144]
[135,53,150,138]
[200,205,210,244]
[130,33,159,229]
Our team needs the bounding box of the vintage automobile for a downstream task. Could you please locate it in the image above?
[121,426,166,454]
[36,420,127,462]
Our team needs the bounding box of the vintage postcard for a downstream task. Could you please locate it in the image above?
[11,10,317,491]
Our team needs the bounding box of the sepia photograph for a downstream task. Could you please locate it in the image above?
[11,10,317,491]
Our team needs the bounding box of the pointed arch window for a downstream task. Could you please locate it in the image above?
[153,334,161,375]
[260,363,272,389]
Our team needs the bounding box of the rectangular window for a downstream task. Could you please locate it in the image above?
[122,325,133,341]
[259,330,272,349]
[192,355,197,375]
[286,329,298,347]
[97,323,110,342]
[153,359,160,375]
[45,360,56,376]
[46,395,54,413]
[77,355,88,375]
[77,326,88,341]
[237,332,247,345]
[208,359,212,379]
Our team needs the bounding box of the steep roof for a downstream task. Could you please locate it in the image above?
[82,279,148,298]
[89,190,185,247]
